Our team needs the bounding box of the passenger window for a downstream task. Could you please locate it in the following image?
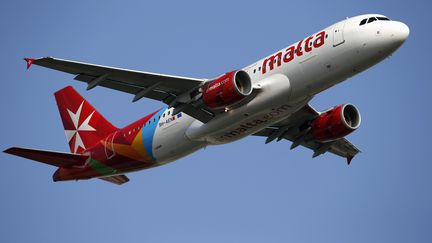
[359,19,367,26]
[368,17,377,23]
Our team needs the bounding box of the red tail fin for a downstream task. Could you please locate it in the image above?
[54,86,118,154]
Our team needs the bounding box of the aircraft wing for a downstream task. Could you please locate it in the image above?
[253,104,360,164]
[25,57,215,123]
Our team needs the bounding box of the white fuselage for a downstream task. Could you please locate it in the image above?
[151,14,409,164]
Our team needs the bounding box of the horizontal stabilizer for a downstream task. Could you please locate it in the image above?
[99,175,130,185]
[4,147,88,168]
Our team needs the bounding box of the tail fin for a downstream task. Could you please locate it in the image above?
[54,86,118,154]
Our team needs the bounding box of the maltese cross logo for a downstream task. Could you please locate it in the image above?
[65,101,96,153]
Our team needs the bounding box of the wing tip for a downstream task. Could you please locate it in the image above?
[347,156,354,165]
[23,57,35,70]
[3,147,18,155]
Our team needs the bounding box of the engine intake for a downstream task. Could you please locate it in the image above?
[202,70,253,109]
[310,104,361,142]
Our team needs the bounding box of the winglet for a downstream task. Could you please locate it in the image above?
[24,58,35,70]
[347,156,354,165]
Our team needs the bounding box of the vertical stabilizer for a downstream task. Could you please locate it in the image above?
[54,86,118,154]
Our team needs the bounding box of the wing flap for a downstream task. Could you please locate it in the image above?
[74,74,171,100]
[4,147,88,167]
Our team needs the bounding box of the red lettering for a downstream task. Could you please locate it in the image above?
[296,39,303,57]
[262,52,282,74]
[260,31,326,74]
[304,36,314,52]
[314,31,325,48]
[283,46,295,63]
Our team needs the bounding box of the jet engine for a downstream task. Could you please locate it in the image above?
[202,70,253,109]
[310,104,361,142]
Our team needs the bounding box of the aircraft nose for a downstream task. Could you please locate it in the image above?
[392,21,410,44]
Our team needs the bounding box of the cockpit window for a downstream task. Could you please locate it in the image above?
[377,17,390,21]
[360,16,391,26]
[367,17,377,23]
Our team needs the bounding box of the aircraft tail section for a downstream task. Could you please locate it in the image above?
[54,86,118,154]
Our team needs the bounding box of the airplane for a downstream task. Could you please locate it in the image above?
[4,14,409,185]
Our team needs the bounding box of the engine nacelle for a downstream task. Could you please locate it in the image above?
[202,70,253,109]
[310,104,361,142]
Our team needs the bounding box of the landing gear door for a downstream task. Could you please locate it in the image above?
[332,20,346,47]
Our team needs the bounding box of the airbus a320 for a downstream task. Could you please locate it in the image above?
[4,14,409,184]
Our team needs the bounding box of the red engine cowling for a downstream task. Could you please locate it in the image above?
[202,70,253,109]
[310,104,361,142]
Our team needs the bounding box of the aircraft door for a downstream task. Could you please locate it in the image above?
[104,132,116,159]
[332,21,346,47]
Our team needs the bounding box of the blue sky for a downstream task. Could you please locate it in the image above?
[1,0,431,242]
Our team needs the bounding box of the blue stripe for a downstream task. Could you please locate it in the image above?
[141,109,165,160]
